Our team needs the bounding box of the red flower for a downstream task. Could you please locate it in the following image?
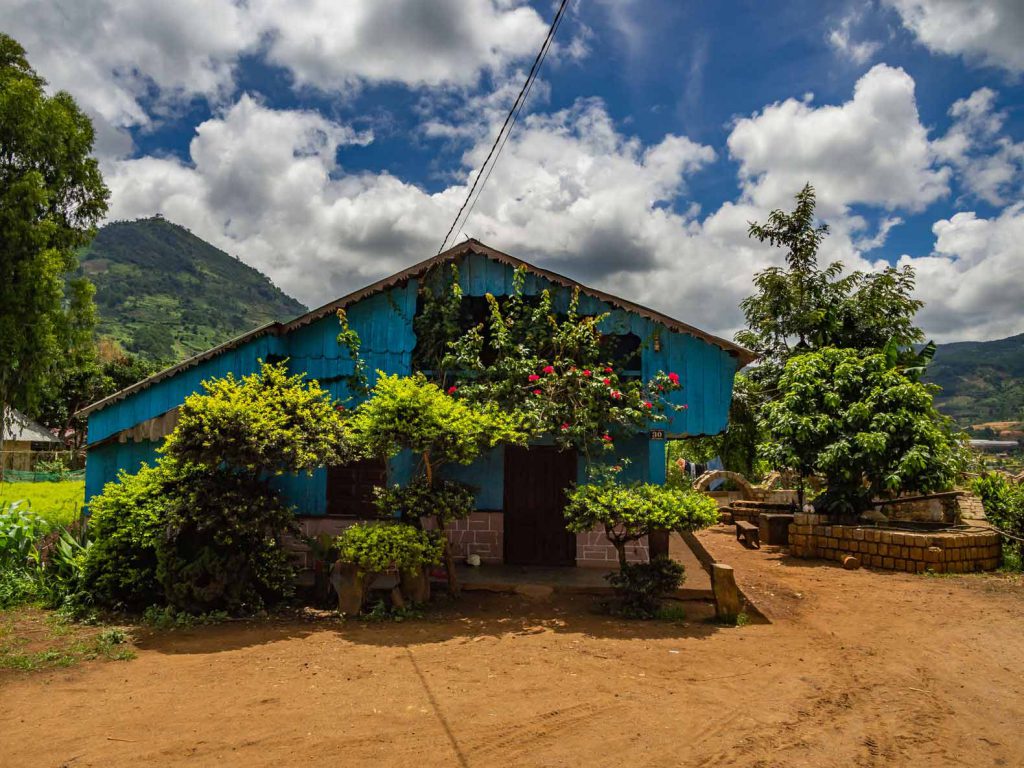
[681,404,689,410]
[582,369,592,377]
[560,422,570,431]
[533,389,542,396]
[542,365,555,374]
[528,374,540,382]
[602,433,613,442]
[602,377,611,386]
[667,372,680,385]
[447,385,458,395]
[610,390,622,400]
[643,401,653,409]
[604,367,613,374]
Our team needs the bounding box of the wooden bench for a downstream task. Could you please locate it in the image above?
[735,520,760,548]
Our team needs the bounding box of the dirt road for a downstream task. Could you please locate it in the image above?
[2,526,1022,767]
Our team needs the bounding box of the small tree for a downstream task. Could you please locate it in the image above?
[763,347,967,516]
[564,466,719,570]
[564,466,718,616]
[347,373,529,594]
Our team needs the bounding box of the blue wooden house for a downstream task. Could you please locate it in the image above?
[79,240,753,567]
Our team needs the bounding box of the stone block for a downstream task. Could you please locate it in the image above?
[854,529,866,541]
[883,557,894,569]
[924,547,942,563]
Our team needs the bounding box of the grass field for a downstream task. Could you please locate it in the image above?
[0,480,85,527]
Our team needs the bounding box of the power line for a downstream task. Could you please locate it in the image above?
[436,0,572,254]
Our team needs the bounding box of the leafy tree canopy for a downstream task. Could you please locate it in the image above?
[737,183,924,396]
[0,34,108,427]
[347,372,529,481]
[564,465,719,568]
[763,347,967,515]
[163,361,350,476]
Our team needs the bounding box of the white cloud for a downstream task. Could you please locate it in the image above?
[886,0,1024,74]
[828,10,882,65]
[0,0,551,158]
[97,56,1021,344]
[727,64,950,217]
[249,0,548,91]
[934,88,1024,206]
[898,205,1024,340]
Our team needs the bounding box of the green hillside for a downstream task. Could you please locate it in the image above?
[925,333,1024,426]
[78,217,306,361]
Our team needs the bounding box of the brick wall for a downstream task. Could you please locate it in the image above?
[427,512,503,564]
[290,515,655,569]
[788,512,1001,573]
[576,529,648,567]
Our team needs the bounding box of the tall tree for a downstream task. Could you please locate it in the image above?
[0,34,108,442]
[737,183,924,396]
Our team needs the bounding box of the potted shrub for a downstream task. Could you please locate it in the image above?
[331,522,445,615]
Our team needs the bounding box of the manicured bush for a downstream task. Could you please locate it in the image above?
[564,468,719,568]
[81,464,168,610]
[372,478,475,525]
[332,523,445,614]
[606,557,685,618]
[81,362,350,615]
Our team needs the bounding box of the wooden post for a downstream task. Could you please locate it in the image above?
[711,563,741,623]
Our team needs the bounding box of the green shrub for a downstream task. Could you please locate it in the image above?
[372,478,475,525]
[335,522,445,577]
[157,469,297,614]
[333,522,445,614]
[0,500,51,572]
[81,464,168,610]
[606,557,686,618]
[972,473,1024,570]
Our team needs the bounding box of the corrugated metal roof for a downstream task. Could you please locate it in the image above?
[77,239,756,417]
[3,407,62,443]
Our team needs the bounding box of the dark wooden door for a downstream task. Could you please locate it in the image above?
[326,458,388,518]
[504,446,577,566]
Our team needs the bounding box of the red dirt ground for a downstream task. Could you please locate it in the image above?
[2,526,1022,767]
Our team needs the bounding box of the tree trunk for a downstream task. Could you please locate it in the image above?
[608,527,629,570]
[436,518,460,597]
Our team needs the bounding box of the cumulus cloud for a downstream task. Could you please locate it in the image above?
[933,88,1024,206]
[898,205,1024,340]
[886,0,1024,74]
[727,64,949,217]
[104,95,725,319]
[0,0,550,157]
[249,0,548,91]
[0,0,256,155]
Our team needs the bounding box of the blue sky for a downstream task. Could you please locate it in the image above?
[4,0,1023,341]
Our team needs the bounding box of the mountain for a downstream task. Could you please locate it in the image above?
[925,333,1024,427]
[78,217,306,362]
